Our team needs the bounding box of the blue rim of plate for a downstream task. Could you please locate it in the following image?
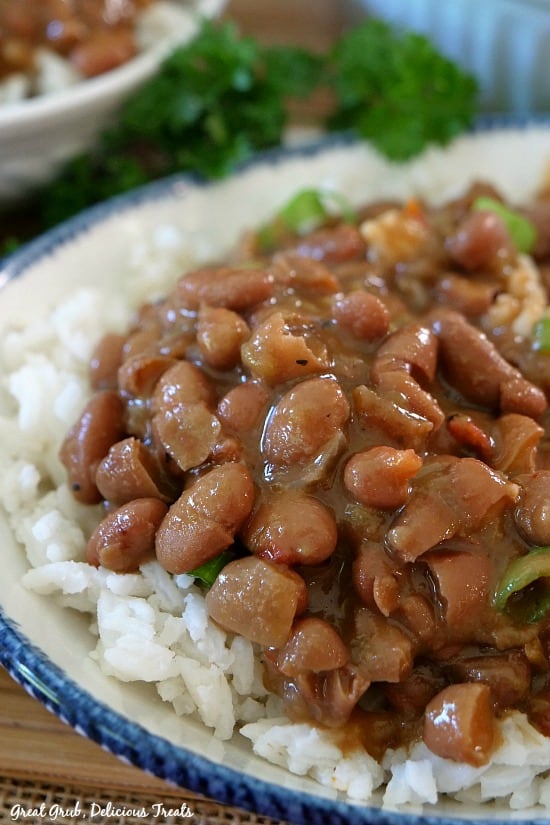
[1,118,550,825]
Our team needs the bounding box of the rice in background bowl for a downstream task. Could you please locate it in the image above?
[1,130,550,823]
[0,0,226,206]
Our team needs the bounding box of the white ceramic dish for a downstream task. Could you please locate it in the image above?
[354,0,550,114]
[1,124,550,825]
[0,0,225,206]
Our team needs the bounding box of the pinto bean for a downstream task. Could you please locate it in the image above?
[448,651,531,709]
[70,28,137,77]
[523,198,550,259]
[175,266,274,311]
[242,491,338,565]
[430,309,547,418]
[155,463,255,574]
[446,412,494,460]
[394,594,436,644]
[270,252,340,292]
[446,209,514,270]
[514,471,550,546]
[344,447,423,510]
[433,273,498,316]
[95,437,173,505]
[331,289,390,342]
[217,381,269,432]
[423,683,496,766]
[371,323,444,431]
[117,353,174,398]
[120,323,160,360]
[352,541,401,616]
[59,390,125,504]
[373,322,437,381]
[241,311,329,385]
[423,547,492,629]
[352,609,414,683]
[384,666,446,715]
[353,384,434,450]
[291,665,371,728]
[205,556,306,647]
[89,332,126,390]
[151,360,216,414]
[276,618,349,676]
[196,305,250,370]
[263,376,349,467]
[86,498,168,573]
[293,223,366,263]
[387,457,519,562]
[492,414,543,474]
[152,402,222,472]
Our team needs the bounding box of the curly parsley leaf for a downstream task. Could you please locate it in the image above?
[34,17,478,231]
[39,20,322,227]
[325,20,478,160]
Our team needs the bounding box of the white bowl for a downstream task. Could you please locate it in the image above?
[1,124,550,824]
[0,0,225,206]
[355,0,550,113]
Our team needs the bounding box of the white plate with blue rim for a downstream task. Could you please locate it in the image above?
[1,120,550,825]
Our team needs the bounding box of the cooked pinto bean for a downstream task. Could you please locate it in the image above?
[89,332,126,390]
[332,290,390,341]
[352,541,401,615]
[492,414,543,474]
[196,305,250,370]
[446,413,494,460]
[217,381,269,432]
[353,384,434,450]
[271,252,341,292]
[423,547,492,630]
[352,609,414,683]
[95,437,173,505]
[59,390,125,504]
[117,353,174,398]
[70,28,137,77]
[290,666,371,728]
[151,360,216,414]
[155,463,255,574]
[86,498,168,573]
[293,223,366,263]
[241,311,329,385]
[447,651,531,709]
[242,490,337,565]
[344,447,422,510]
[433,272,498,316]
[523,198,550,259]
[387,457,518,561]
[205,556,306,647]
[263,376,349,467]
[152,402,222,472]
[276,617,349,676]
[514,471,550,546]
[446,209,514,270]
[373,323,438,385]
[370,323,444,432]
[175,266,274,311]
[423,683,496,766]
[430,309,548,418]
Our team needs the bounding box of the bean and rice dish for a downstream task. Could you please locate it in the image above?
[0,0,198,103]
[3,148,550,809]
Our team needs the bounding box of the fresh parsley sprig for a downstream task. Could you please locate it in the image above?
[32,18,477,232]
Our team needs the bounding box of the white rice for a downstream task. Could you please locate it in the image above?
[1,192,550,813]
